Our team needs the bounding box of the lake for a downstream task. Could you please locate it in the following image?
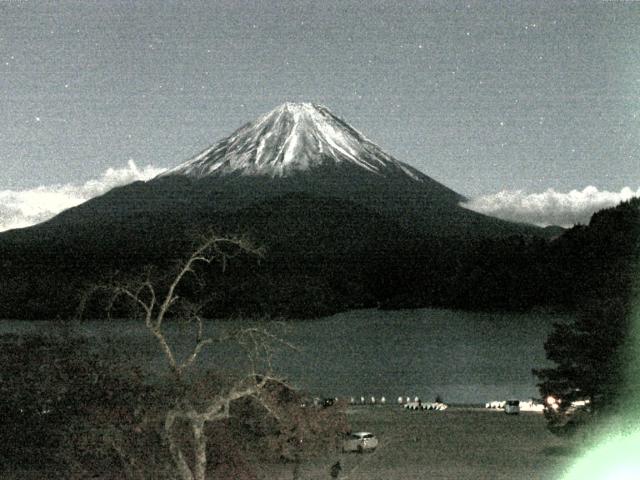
[0,308,567,404]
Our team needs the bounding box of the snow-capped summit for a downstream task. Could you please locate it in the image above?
[162,102,425,181]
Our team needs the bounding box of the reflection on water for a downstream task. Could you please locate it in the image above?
[0,308,567,404]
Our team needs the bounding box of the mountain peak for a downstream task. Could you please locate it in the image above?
[273,101,322,114]
[162,102,425,181]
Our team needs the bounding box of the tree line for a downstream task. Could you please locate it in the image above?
[0,197,637,320]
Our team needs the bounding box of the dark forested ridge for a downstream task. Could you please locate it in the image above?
[0,195,637,320]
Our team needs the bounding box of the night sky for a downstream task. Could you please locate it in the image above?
[1,0,638,229]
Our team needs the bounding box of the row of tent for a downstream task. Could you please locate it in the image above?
[403,401,449,411]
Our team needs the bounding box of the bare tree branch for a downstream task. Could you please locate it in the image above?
[103,232,268,480]
[179,338,214,372]
[82,231,338,480]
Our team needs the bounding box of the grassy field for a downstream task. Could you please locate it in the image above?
[259,406,580,480]
[6,406,583,479]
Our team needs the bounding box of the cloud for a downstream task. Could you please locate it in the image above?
[461,186,640,227]
[0,160,166,232]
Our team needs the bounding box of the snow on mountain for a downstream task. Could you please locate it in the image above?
[162,102,425,182]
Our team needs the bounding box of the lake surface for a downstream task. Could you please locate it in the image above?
[0,308,568,404]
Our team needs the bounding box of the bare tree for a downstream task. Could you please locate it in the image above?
[81,233,356,480]
[86,232,346,480]
[106,233,256,479]
[104,234,260,377]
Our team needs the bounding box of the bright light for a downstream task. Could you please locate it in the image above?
[562,430,640,480]
[546,395,557,405]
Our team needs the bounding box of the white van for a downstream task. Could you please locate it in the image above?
[504,399,520,415]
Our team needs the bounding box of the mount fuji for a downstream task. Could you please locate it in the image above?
[163,102,439,183]
[137,101,475,233]
[26,103,547,238]
[0,102,555,319]
[38,102,540,237]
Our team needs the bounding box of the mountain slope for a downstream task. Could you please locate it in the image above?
[0,102,560,319]
[157,102,546,237]
[42,102,544,238]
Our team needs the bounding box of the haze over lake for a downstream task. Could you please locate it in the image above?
[3,308,565,404]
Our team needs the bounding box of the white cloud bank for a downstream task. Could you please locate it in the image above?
[0,160,166,232]
[462,186,640,227]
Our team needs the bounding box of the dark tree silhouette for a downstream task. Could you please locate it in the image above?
[534,198,640,430]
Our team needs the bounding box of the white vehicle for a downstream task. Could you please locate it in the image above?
[343,432,378,453]
[504,399,520,415]
[518,400,544,412]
